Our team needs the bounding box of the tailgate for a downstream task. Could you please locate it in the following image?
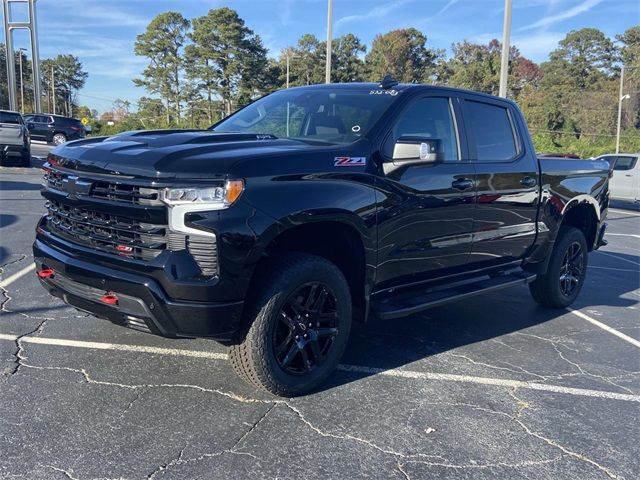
[0,122,23,145]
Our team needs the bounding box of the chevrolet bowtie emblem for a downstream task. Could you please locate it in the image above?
[61,175,92,199]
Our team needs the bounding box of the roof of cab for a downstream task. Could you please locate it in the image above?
[283,82,519,106]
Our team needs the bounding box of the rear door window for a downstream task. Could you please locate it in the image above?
[466,100,518,161]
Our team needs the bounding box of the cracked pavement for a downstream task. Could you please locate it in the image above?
[1,167,639,479]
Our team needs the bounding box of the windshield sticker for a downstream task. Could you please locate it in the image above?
[351,125,361,133]
[334,156,367,167]
[369,89,398,96]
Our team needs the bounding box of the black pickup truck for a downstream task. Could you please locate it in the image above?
[33,80,609,396]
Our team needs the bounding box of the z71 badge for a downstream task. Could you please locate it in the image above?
[334,156,367,167]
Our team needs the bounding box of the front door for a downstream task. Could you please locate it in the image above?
[460,96,540,268]
[374,95,476,289]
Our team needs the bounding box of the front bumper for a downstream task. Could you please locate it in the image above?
[33,237,244,342]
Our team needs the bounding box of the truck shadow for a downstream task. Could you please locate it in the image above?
[0,180,41,191]
[324,251,639,392]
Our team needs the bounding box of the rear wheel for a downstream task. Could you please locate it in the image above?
[230,253,352,397]
[529,226,588,308]
[52,133,67,145]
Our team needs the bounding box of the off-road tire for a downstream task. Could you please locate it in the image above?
[529,226,588,308]
[230,253,352,397]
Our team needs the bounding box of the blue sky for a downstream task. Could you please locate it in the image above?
[5,0,639,112]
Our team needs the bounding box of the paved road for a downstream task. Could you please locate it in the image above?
[0,167,638,480]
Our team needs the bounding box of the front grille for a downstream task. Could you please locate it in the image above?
[43,168,219,275]
[46,200,167,260]
[44,170,161,206]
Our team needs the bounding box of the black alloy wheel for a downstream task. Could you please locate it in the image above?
[273,282,339,374]
[559,241,583,297]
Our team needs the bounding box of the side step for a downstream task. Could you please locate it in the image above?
[371,270,536,320]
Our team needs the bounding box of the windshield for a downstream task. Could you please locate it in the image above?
[212,88,400,145]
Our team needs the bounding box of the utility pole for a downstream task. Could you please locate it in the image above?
[18,47,26,113]
[615,65,630,154]
[2,0,42,112]
[325,0,333,84]
[498,0,512,98]
[51,63,56,114]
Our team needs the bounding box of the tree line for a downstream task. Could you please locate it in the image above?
[0,45,88,117]
[1,6,638,156]
[129,8,638,156]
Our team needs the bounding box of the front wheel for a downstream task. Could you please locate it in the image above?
[52,133,67,145]
[230,253,352,397]
[529,226,588,308]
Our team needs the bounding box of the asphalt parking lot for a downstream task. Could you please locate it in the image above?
[0,161,638,480]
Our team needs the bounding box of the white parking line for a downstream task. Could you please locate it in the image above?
[606,233,640,239]
[568,308,640,349]
[595,251,640,267]
[0,263,36,289]
[589,265,639,273]
[609,208,640,217]
[0,333,637,402]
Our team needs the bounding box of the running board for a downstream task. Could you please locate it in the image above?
[371,271,536,320]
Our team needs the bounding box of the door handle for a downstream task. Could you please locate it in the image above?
[625,174,633,177]
[451,178,474,191]
[520,176,537,188]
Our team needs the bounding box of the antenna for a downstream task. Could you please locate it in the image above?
[379,75,399,89]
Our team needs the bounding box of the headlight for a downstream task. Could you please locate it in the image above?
[161,179,244,207]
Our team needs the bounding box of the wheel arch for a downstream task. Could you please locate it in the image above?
[249,216,374,323]
[559,196,600,251]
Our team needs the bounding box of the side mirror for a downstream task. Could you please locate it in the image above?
[384,137,444,174]
[27,122,35,130]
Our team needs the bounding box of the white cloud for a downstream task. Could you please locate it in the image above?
[42,1,151,28]
[335,0,414,31]
[436,0,460,16]
[517,0,604,32]
[512,32,565,62]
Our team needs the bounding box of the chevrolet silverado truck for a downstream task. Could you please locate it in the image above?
[33,79,610,396]
[0,110,31,167]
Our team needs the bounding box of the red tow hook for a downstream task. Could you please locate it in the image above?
[100,293,119,306]
[37,268,55,279]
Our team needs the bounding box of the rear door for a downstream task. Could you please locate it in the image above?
[460,96,540,269]
[30,115,51,141]
[610,155,639,201]
[374,94,477,288]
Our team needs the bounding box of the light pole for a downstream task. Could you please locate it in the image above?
[615,65,630,154]
[18,47,26,113]
[285,51,298,89]
[325,0,333,84]
[498,0,512,98]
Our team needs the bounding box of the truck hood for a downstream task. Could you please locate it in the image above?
[48,130,324,179]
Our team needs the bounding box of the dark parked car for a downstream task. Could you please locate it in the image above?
[23,113,86,145]
[0,109,30,167]
[33,80,610,396]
